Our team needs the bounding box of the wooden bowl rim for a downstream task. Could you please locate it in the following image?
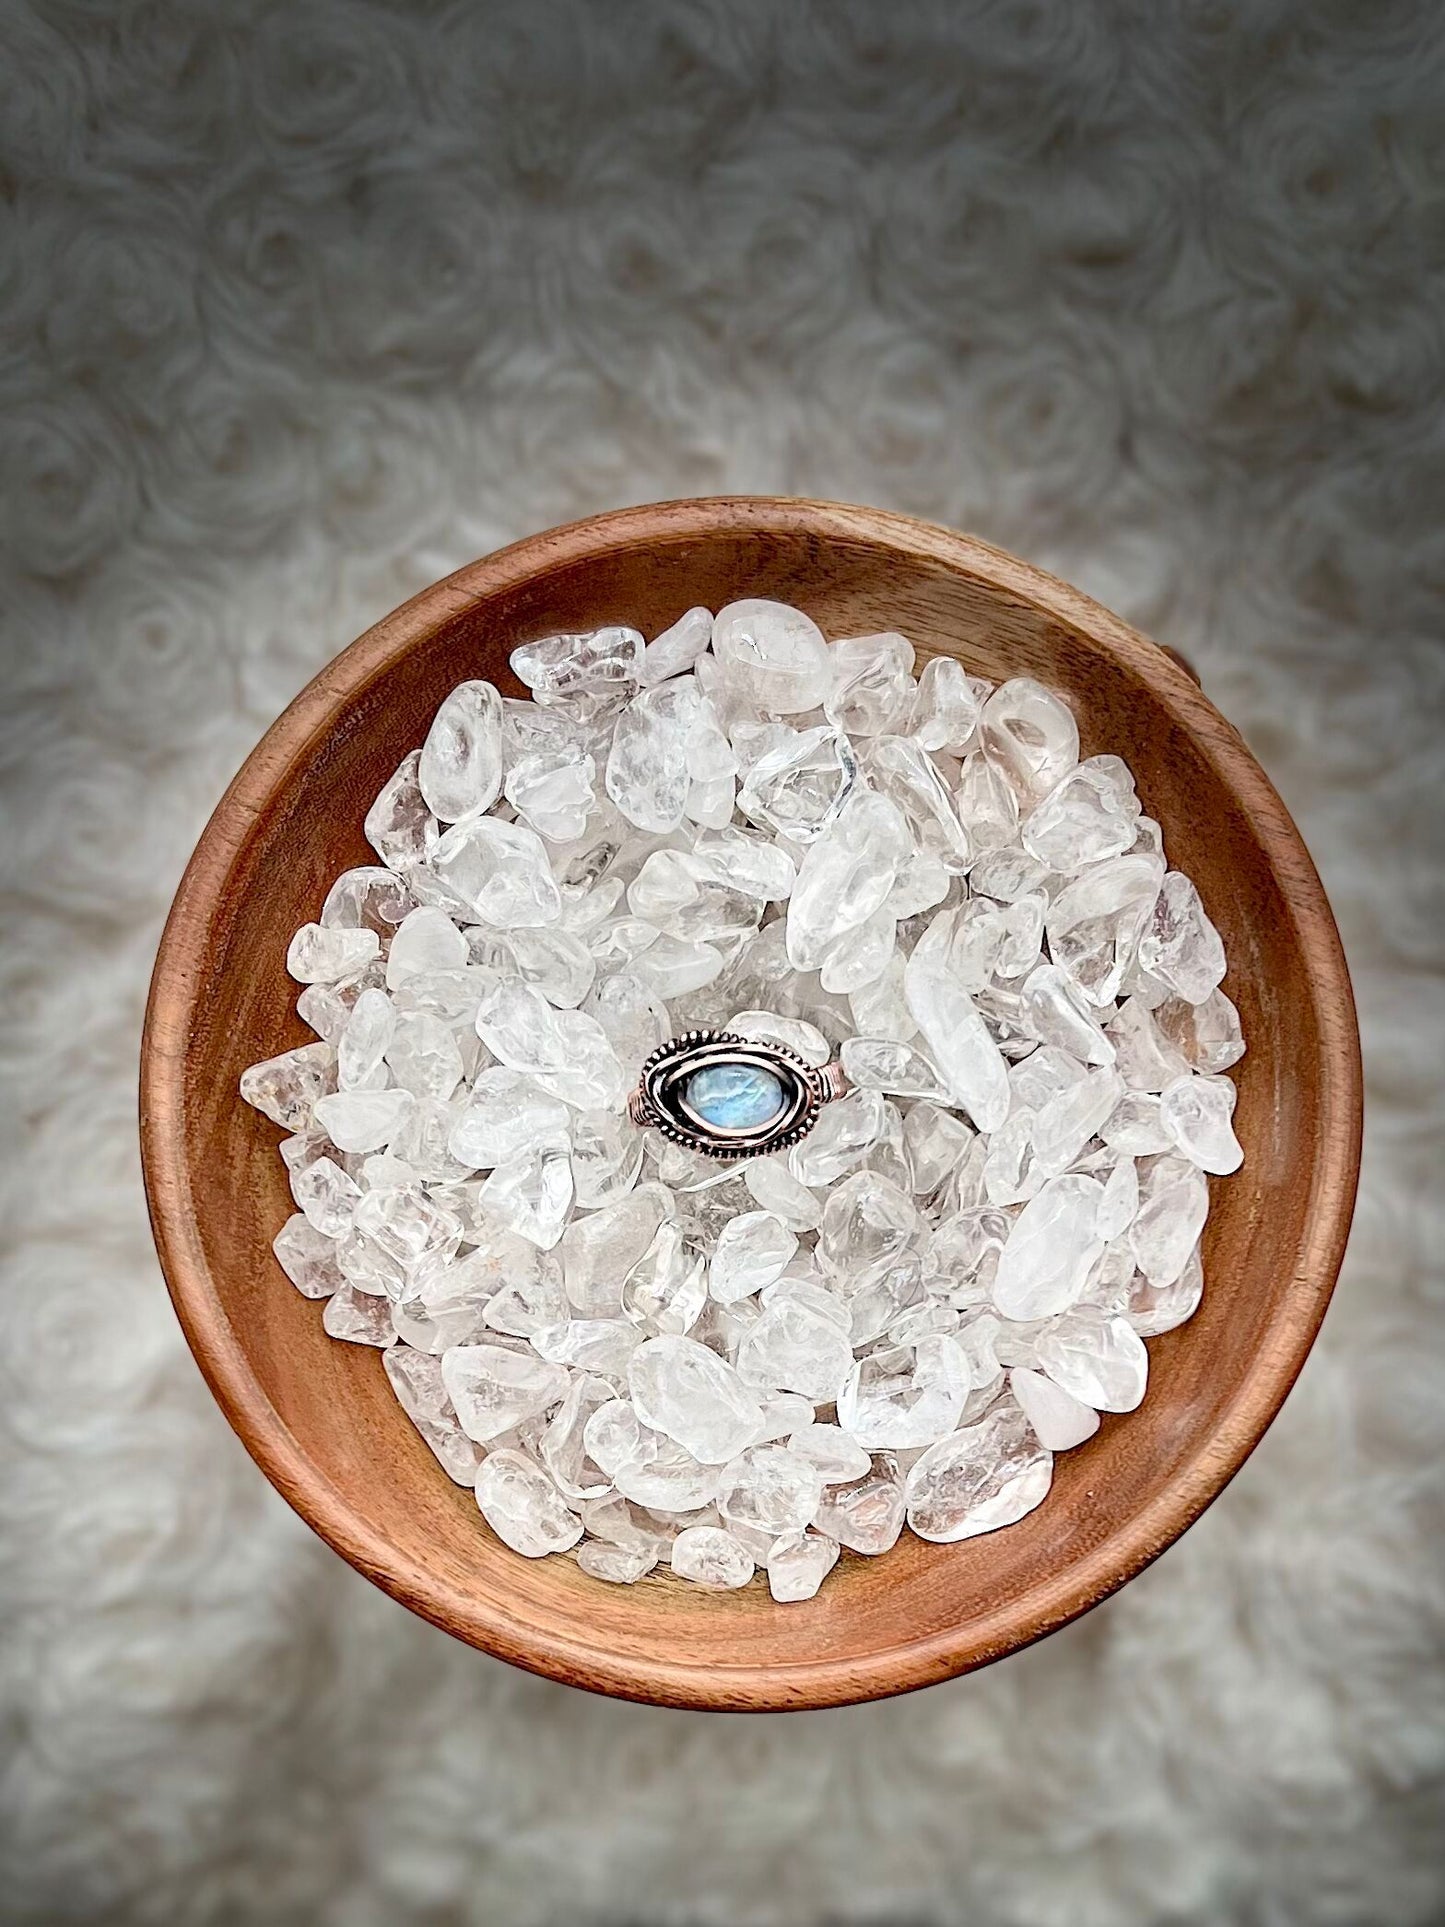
[140,495,1363,1710]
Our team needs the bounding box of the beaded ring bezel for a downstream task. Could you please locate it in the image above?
[628,1028,828,1160]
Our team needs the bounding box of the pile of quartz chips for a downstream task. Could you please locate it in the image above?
[242,600,1244,1601]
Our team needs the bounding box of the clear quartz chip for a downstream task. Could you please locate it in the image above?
[1034,1305,1148,1412]
[418,680,504,823]
[712,600,833,714]
[639,606,714,686]
[441,1342,571,1443]
[272,1214,344,1298]
[1160,1073,1243,1173]
[786,790,911,970]
[383,1347,485,1484]
[629,1335,763,1464]
[510,626,642,707]
[474,1450,583,1557]
[992,1174,1105,1320]
[717,1446,824,1539]
[904,909,1010,1131]
[669,1524,755,1589]
[1008,1365,1100,1450]
[365,751,437,873]
[505,750,597,843]
[766,1531,840,1602]
[737,725,858,843]
[909,655,982,753]
[286,923,380,985]
[708,1211,797,1305]
[813,1453,906,1555]
[980,678,1080,801]
[904,1401,1053,1542]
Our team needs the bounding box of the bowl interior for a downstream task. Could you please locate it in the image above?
[143,500,1360,1709]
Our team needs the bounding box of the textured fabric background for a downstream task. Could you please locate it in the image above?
[2,3,1442,1921]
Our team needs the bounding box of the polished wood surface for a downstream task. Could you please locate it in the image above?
[140,498,1362,1711]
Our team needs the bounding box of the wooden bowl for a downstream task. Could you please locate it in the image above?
[140,498,1361,1711]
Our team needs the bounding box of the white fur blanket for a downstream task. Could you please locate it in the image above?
[2,2,1441,1921]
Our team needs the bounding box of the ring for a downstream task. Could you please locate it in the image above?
[627,1029,851,1160]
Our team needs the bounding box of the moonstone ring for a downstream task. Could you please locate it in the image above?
[627,1029,850,1160]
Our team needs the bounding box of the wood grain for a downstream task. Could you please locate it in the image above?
[139,497,1362,1711]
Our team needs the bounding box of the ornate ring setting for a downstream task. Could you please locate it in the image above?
[627,1029,850,1160]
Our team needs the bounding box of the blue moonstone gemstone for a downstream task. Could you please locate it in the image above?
[684,1062,785,1133]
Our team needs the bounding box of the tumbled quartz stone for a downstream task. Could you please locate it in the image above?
[841,1037,951,1104]
[1107,996,1191,1091]
[818,1171,922,1293]
[670,1524,755,1589]
[813,1452,906,1555]
[621,1221,708,1335]
[285,923,380,985]
[980,678,1079,801]
[868,735,972,872]
[430,814,561,928]
[383,1011,463,1102]
[819,904,896,995]
[717,1446,824,1539]
[613,1438,720,1512]
[577,1540,658,1584]
[1155,989,1246,1074]
[905,1401,1053,1542]
[909,655,982,753]
[1034,1305,1148,1412]
[243,1040,337,1125]
[787,1088,889,1189]
[474,1449,582,1557]
[1095,1156,1140,1241]
[606,687,691,832]
[639,606,714,685]
[1022,760,1139,871]
[385,906,469,989]
[1008,1365,1100,1450]
[562,1184,670,1316]
[291,1155,361,1237]
[737,1297,854,1404]
[787,1421,872,1484]
[383,1345,485,1483]
[713,600,833,714]
[449,1069,570,1170]
[708,1211,797,1305]
[766,1531,841,1603]
[322,1283,396,1347]
[1020,964,1116,1067]
[321,866,413,935]
[273,1214,344,1298]
[475,980,627,1113]
[837,1336,971,1450]
[992,1174,1105,1320]
[729,1010,829,1066]
[826,631,916,736]
[505,749,597,843]
[738,1157,819,1235]
[629,1335,763,1465]
[510,626,642,707]
[1031,1067,1125,1178]
[441,1342,570,1443]
[904,909,1010,1131]
[1160,1073,1244,1173]
[418,680,503,823]
[338,987,396,1091]
[1129,1155,1209,1286]
[737,725,858,843]
[480,1146,574,1249]
[1135,872,1227,1005]
[786,789,911,970]
[365,751,437,873]
[1126,1240,1204,1337]
[312,1088,414,1155]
